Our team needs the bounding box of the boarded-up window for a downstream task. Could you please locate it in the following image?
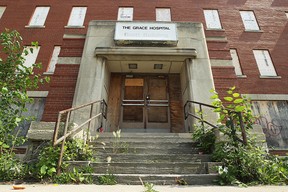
[156,8,171,21]
[240,11,260,31]
[118,7,133,21]
[230,49,243,76]
[29,7,50,26]
[67,7,87,26]
[47,46,61,73]
[253,50,277,76]
[252,101,288,149]
[203,9,222,29]
[23,46,41,68]
[17,98,46,136]
[0,7,6,19]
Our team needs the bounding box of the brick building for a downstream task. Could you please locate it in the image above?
[0,1,287,150]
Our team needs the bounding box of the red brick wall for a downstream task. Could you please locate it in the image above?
[42,64,79,121]
[0,0,287,121]
[168,74,185,133]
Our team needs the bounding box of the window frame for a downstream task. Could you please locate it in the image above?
[22,46,41,68]
[66,7,87,27]
[230,49,245,77]
[240,10,260,31]
[0,6,6,19]
[117,7,134,21]
[46,46,61,74]
[156,8,171,22]
[203,9,222,30]
[253,49,278,77]
[28,6,50,27]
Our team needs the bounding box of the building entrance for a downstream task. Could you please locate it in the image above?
[120,75,170,132]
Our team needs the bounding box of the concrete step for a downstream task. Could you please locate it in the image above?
[68,161,208,174]
[90,141,198,148]
[92,147,199,154]
[64,132,218,185]
[94,154,212,163]
[88,173,219,185]
[92,133,193,143]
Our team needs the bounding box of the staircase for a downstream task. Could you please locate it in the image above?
[67,133,219,185]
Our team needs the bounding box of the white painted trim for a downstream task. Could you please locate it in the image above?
[63,34,86,39]
[259,76,281,79]
[243,94,288,101]
[27,91,49,98]
[64,26,85,29]
[25,25,45,28]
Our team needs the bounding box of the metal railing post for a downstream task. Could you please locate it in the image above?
[53,113,62,146]
[238,112,248,145]
[52,99,108,174]
[56,111,71,175]
[199,104,205,132]
[87,103,94,142]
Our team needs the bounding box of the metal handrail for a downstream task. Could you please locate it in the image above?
[52,99,107,175]
[184,100,247,145]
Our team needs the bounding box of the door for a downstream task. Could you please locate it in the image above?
[121,75,170,132]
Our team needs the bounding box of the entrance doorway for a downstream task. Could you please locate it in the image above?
[120,75,170,132]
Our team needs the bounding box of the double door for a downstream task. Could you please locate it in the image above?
[121,76,170,131]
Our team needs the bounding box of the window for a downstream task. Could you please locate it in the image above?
[286,12,288,19]
[118,7,133,21]
[0,7,6,19]
[156,8,171,21]
[240,11,260,31]
[67,7,87,27]
[23,46,41,68]
[253,50,277,76]
[29,7,50,26]
[46,46,61,73]
[203,10,222,29]
[230,49,243,76]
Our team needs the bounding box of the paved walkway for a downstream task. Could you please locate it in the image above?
[0,184,287,192]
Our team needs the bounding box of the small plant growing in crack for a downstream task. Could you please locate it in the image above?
[112,129,130,153]
[143,182,159,192]
[98,155,117,185]
[175,177,188,185]
[140,177,159,192]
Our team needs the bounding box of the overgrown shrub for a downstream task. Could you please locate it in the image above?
[192,125,216,154]
[211,87,288,185]
[34,139,93,182]
[0,152,26,181]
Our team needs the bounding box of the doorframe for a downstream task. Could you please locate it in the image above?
[119,74,171,131]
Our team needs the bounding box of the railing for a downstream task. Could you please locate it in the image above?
[184,100,247,145]
[52,99,107,174]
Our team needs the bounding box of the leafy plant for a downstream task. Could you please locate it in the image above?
[98,174,117,185]
[35,139,93,181]
[0,152,26,181]
[112,129,130,153]
[192,124,216,154]
[143,182,159,192]
[0,29,49,181]
[175,177,188,185]
[211,87,288,185]
[53,167,93,184]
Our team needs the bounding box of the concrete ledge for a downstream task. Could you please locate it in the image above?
[243,94,288,101]
[27,91,49,98]
[210,59,233,67]
[58,57,82,64]
[95,47,197,58]
[27,121,55,141]
[63,34,86,39]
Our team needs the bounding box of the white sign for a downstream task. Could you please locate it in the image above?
[114,22,178,46]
